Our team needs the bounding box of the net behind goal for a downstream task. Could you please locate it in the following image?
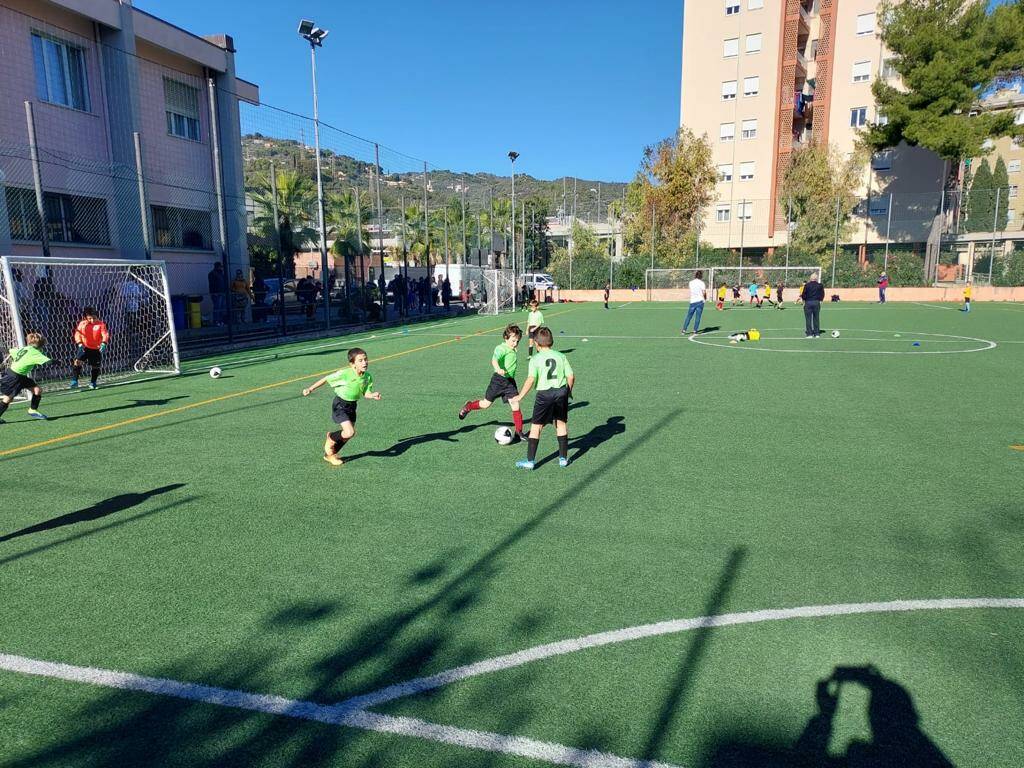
[478,269,516,315]
[645,265,820,300]
[1,256,180,391]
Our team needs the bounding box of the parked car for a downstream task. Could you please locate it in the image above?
[261,278,304,314]
[522,273,558,293]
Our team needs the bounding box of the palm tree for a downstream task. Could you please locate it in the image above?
[326,189,373,293]
[249,169,318,277]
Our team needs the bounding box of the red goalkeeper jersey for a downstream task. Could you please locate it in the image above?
[75,319,109,349]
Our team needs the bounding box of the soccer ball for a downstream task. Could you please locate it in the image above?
[831,330,840,338]
[494,426,515,446]
[209,366,222,379]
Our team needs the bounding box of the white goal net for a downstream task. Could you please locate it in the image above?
[478,269,516,315]
[1,256,180,391]
[645,265,820,300]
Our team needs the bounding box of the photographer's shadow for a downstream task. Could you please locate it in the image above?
[706,665,955,768]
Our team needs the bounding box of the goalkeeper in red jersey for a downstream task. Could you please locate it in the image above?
[70,307,109,390]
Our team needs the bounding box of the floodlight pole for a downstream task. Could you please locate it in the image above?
[304,34,331,328]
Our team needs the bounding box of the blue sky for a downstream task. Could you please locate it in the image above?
[137,0,682,182]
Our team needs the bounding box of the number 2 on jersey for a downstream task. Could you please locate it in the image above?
[545,357,557,382]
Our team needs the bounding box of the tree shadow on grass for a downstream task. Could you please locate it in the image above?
[6,413,684,768]
[342,422,503,463]
[0,484,186,544]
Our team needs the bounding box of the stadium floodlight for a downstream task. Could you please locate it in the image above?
[297,19,314,36]
[298,19,328,46]
[508,151,519,301]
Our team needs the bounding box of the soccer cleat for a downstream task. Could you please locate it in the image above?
[558,457,569,468]
[69,379,79,389]
[458,406,469,420]
[88,383,98,390]
[323,453,344,466]
[515,460,535,470]
[27,410,47,420]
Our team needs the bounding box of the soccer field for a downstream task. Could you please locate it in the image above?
[1,301,1022,768]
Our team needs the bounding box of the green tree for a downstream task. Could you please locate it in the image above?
[864,0,1024,160]
[548,222,612,290]
[992,156,1010,231]
[326,189,372,286]
[965,158,995,232]
[621,128,717,268]
[781,144,864,267]
[249,168,319,277]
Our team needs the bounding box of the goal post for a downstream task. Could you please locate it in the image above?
[645,265,821,300]
[478,269,516,316]
[0,256,180,391]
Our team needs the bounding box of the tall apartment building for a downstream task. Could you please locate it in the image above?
[0,0,259,295]
[681,0,945,252]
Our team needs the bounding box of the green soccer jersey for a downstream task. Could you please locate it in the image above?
[528,348,573,391]
[8,345,51,376]
[326,367,374,400]
[527,310,544,329]
[492,342,517,379]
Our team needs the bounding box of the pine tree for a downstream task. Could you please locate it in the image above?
[965,159,994,233]
[993,156,1010,232]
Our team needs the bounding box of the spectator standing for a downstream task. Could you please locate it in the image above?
[230,270,251,324]
[877,272,889,303]
[681,269,707,338]
[442,276,452,309]
[251,275,268,322]
[800,273,825,337]
[208,263,227,325]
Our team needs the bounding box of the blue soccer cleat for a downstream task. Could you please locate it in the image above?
[515,460,535,470]
[558,457,570,468]
[69,379,79,389]
[27,410,48,420]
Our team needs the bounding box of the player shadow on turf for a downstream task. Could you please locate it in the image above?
[701,665,957,767]
[52,396,189,421]
[0,484,185,544]
[691,325,720,336]
[342,421,504,463]
[531,414,624,468]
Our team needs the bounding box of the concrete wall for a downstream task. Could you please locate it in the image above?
[558,287,1024,303]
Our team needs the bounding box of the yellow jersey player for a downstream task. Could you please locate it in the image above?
[511,326,575,469]
[302,347,381,466]
[962,282,972,312]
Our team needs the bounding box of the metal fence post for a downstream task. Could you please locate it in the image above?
[133,132,152,260]
[461,180,467,264]
[989,187,1001,285]
[422,162,430,303]
[785,197,792,271]
[270,162,286,335]
[23,101,50,258]
[355,184,364,315]
[883,192,893,271]
[739,199,747,285]
[207,79,233,340]
[831,194,841,289]
[374,143,386,322]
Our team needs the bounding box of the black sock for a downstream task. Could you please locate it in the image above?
[526,437,539,462]
[91,368,100,385]
[0,401,8,418]
[30,393,41,410]
[557,435,568,459]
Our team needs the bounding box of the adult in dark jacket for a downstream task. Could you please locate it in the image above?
[208,263,227,325]
[800,273,825,338]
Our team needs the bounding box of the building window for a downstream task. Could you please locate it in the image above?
[5,187,109,245]
[722,80,738,100]
[856,12,875,36]
[745,33,762,54]
[720,122,735,142]
[875,111,889,126]
[1009,160,1021,173]
[724,37,739,58]
[718,164,734,182]
[881,58,897,78]
[31,32,90,112]
[743,76,760,96]
[741,118,758,139]
[850,107,868,127]
[1010,185,1019,199]
[748,0,764,9]
[152,205,213,250]
[809,39,819,60]
[872,150,893,171]
[868,201,889,216]
[1015,109,1024,125]
[852,60,871,83]
[725,0,740,15]
[736,201,753,220]
[739,161,755,181]
[164,78,201,141]
[716,205,731,222]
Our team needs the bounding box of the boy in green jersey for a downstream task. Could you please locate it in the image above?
[0,333,51,422]
[302,347,381,466]
[525,300,544,357]
[511,326,575,469]
[459,324,525,438]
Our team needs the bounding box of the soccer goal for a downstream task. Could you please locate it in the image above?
[644,269,705,301]
[0,256,180,391]
[645,265,820,300]
[478,268,516,315]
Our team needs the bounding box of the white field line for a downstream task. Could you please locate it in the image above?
[4,598,1024,768]
[911,302,959,311]
[690,328,996,355]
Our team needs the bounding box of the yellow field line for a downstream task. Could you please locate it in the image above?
[0,310,571,459]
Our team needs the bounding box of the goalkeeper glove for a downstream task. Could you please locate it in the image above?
[99,342,107,353]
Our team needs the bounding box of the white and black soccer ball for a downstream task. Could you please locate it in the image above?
[831,330,841,338]
[493,426,515,446]
[209,366,222,379]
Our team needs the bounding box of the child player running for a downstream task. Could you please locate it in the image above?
[302,347,381,466]
[70,306,109,390]
[0,333,51,422]
[526,301,544,357]
[775,280,785,309]
[511,326,575,470]
[459,324,525,439]
[716,283,727,310]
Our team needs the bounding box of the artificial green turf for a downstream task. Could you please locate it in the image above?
[1,302,1022,767]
